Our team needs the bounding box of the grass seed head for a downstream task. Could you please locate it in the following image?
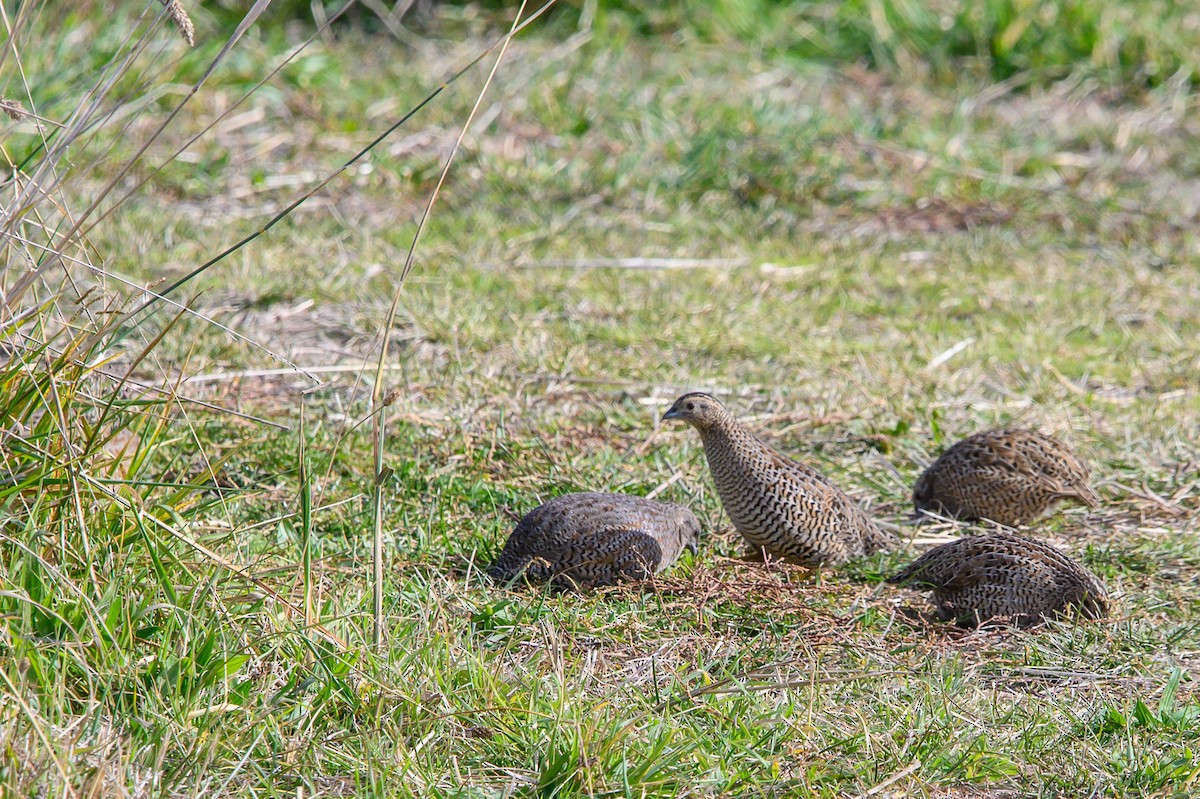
[160,0,195,47]
[1,97,26,120]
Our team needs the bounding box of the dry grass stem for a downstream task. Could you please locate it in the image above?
[514,257,754,270]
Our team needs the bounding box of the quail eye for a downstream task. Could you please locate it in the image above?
[686,402,694,411]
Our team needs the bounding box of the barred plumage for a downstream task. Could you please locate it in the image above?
[887,531,1108,627]
[662,392,893,568]
[487,492,700,590]
[913,429,1100,526]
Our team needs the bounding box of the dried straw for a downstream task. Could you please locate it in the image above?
[160,0,195,47]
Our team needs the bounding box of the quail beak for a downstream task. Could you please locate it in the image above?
[686,539,699,555]
[661,406,682,421]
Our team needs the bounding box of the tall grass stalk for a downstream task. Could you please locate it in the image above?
[300,407,315,633]
[367,0,542,649]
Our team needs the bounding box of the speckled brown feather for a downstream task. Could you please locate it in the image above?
[663,393,894,568]
[913,429,1100,526]
[887,531,1109,627]
[487,492,701,590]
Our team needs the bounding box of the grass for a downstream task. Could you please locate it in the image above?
[2,1,1199,797]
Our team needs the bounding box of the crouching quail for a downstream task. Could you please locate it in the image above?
[913,428,1101,526]
[887,531,1108,627]
[487,492,700,590]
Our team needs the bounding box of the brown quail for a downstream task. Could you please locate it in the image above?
[887,531,1108,627]
[913,429,1100,526]
[487,492,701,590]
[661,392,894,568]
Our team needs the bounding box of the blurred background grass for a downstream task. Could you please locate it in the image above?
[211,0,1200,86]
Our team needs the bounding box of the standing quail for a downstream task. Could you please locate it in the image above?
[661,392,893,568]
[913,429,1100,526]
[487,492,701,590]
[887,531,1108,627]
